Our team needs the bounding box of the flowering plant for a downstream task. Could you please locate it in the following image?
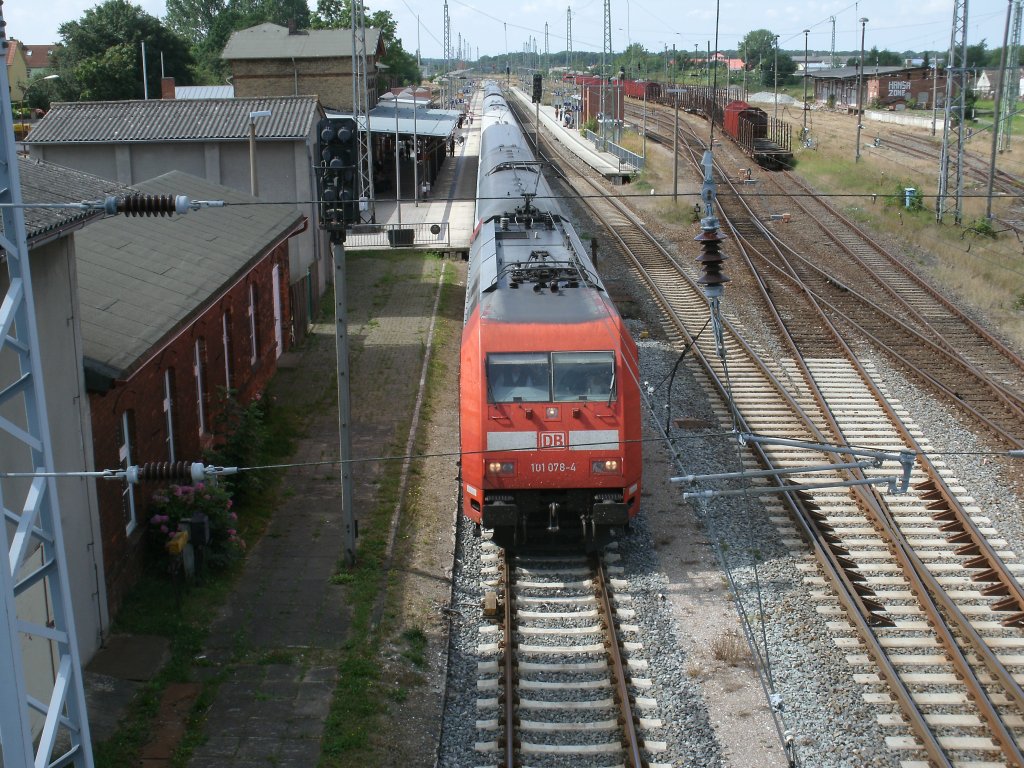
[149,482,245,569]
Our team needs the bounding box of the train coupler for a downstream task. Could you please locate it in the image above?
[547,502,561,533]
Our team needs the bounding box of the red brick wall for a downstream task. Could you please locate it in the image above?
[90,245,292,614]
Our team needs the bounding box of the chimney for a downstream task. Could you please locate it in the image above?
[287,18,297,34]
[161,77,176,99]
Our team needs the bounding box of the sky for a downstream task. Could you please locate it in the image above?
[3,0,1010,62]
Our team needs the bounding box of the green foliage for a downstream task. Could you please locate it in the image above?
[204,390,272,507]
[54,0,195,100]
[967,217,997,239]
[582,115,598,134]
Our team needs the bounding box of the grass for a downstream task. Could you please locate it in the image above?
[788,114,1024,351]
[317,253,460,767]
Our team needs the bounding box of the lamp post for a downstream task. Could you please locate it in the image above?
[773,34,779,121]
[854,17,868,163]
[248,109,272,196]
[17,73,59,118]
[802,29,810,137]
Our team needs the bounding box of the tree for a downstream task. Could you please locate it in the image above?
[738,29,778,74]
[165,0,312,81]
[965,40,988,68]
[312,0,418,86]
[54,0,195,100]
[866,47,902,66]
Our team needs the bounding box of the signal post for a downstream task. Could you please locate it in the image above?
[317,117,361,566]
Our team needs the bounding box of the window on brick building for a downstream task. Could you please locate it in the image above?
[248,284,260,366]
[194,338,208,435]
[118,410,137,533]
[163,369,177,462]
[222,310,233,391]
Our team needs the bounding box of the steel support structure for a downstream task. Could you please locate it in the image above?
[443,0,451,106]
[351,0,375,223]
[0,15,94,768]
[999,0,1022,152]
[937,0,969,224]
[600,0,612,151]
[566,6,572,72]
[830,16,836,68]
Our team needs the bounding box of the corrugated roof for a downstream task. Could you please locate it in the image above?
[74,171,305,377]
[10,158,131,244]
[25,96,322,144]
[328,103,461,138]
[175,85,235,99]
[222,23,382,60]
[809,66,912,79]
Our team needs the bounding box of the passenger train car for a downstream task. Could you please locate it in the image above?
[460,82,642,550]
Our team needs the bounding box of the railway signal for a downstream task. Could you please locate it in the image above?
[316,116,359,239]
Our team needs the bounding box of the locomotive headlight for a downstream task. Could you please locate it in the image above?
[592,459,621,474]
[487,461,516,476]
[545,407,559,419]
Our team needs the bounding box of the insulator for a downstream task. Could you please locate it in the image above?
[695,219,730,288]
[115,194,185,217]
[132,461,197,481]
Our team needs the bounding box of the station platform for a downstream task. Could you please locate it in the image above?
[344,81,635,254]
[505,85,634,183]
[344,91,481,255]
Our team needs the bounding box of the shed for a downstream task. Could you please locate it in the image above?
[24,96,327,334]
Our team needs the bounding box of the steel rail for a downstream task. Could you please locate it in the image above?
[592,556,645,768]
[500,551,517,767]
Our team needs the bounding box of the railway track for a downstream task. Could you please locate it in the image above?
[635,98,1024,449]
[517,91,1024,765]
[474,542,670,767]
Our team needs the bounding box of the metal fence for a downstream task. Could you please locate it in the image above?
[344,221,451,250]
[583,130,645,171]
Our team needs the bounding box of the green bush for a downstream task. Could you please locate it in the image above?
[967,217,997,239]
[205,390,270,506]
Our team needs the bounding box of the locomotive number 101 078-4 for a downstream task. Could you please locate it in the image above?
[531,462,577,473]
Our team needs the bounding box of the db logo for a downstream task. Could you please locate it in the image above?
[538,432,567,449]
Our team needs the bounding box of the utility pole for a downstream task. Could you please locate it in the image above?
[601,0,611,151]
[0,14,95,767]
[988,0,1013,220]
[855,18,867,163]
[802,29,810,138]
[351,0,375,222]
[937,0,968,224]
[830,16,836,68]
[999,0,1022,151]
[566,6,572,72]
[773,34,779,121]
[673,88,679,202]
[444,0,451,105]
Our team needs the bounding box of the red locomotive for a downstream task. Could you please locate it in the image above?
[460,82,642,550]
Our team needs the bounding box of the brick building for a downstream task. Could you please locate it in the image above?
[75,171,305,611]
[222,22,385,111]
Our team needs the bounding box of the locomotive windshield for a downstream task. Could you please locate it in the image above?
[487,351,616,403]
[487,353,550,402]
[553,351,615,402]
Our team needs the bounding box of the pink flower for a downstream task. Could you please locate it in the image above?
[151,515,163,525]
[227,529,236,536]
[160,524,169,533]
[229,512,237,520]
[227,499,233,509]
